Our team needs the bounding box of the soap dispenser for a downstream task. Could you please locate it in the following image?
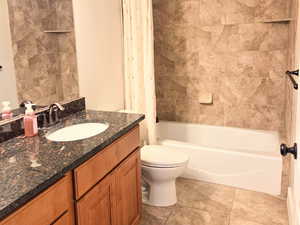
[1,101,13,120]
[24,103,38,137]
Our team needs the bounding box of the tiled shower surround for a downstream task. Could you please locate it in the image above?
[7,0,79,105]
[153,0,290,133]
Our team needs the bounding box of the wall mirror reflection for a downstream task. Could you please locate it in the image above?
[0,0,80,121]
[0,0,124,122]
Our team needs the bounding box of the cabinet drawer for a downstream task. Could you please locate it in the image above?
[1,173,73,225]
[74,126,140,199]
[114,126,140,162]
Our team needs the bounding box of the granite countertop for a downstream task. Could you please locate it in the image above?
[0,110,144,220]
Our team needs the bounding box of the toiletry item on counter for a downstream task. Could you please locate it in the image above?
[1,101,13,120]
[24,103,38,137]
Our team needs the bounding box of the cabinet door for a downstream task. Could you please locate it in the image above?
[113,150,141,225]
[77,175,114,225]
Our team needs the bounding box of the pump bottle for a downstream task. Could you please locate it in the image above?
[24,103,38,137]
[1,101,13,120]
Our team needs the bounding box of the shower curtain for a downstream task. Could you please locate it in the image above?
[122,0,157,144]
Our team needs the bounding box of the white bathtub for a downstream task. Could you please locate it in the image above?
[157,121,282,195]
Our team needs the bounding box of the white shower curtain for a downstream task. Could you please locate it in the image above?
[122,0,157,145]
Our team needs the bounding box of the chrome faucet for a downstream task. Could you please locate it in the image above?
[36,103,66,129]
[48,103,65,126]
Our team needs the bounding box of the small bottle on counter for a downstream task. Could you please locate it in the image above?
[1,101,13,120]
[24,103,38,137]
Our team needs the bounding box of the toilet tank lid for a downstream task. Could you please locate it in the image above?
[141,145,189,167]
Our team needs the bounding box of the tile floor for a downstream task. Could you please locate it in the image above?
[140,178,288,225]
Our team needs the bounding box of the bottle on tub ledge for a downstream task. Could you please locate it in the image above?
[24,103,38,137]
[1,101,13,120]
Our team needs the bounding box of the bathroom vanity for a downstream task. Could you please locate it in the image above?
[0,0,145,222]
[0,107,144,225]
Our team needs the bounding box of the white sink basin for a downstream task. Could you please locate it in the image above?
[46,123,109,142]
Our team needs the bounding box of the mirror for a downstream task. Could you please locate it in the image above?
[0,0,80,121]
[0,0,125,122]
[0,0,18,109]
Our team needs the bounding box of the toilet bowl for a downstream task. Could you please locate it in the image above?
[141,145,189,207]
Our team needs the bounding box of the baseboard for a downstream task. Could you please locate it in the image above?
[288,187,299,225]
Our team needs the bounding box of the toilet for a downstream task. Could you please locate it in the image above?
[141,145,189,207]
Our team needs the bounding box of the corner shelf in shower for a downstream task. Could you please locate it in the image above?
[257,18,293,23]
[43,30,73,34]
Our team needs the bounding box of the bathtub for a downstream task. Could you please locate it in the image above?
[157,121,282,195]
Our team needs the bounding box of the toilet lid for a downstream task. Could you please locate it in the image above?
[141,145,189,168]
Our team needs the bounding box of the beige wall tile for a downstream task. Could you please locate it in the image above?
[224,0,258,25]
[255,0,289,21]
[153,0,289,133]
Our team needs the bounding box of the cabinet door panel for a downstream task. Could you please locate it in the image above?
[113,150,141,225]
[77,175,113,225]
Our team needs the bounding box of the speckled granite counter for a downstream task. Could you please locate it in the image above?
[0,110,144,220]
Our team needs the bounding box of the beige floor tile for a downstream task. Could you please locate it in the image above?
[229,218,270,225]
[176,178,236,217]
[140,204,175,225]
[165,206,230,225]
[140,178,288,225]
[230,189,288,225]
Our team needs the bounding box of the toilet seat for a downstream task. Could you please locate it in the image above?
[141,145,189,168]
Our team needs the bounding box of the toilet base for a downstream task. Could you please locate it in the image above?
[143,180,177,207]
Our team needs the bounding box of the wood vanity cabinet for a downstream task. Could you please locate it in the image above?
[0,125,141,225]
[76,126,141,225]
[76,150,141,225]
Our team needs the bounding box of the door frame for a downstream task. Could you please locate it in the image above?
[288,173,300,225]
[287,2,300,223]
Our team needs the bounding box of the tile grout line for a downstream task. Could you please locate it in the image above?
[162,205,178,225]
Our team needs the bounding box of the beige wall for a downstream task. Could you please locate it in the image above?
[73,0,125,111]
[7,0,79,106]
[153,0,289,134]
